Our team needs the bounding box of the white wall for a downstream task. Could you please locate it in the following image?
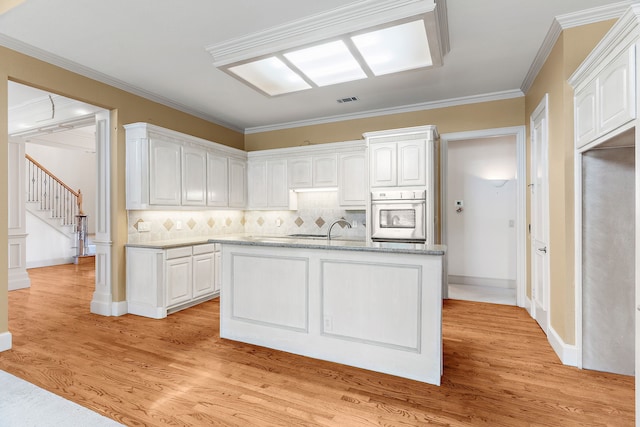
[25,211,75,268]
[25,143,96,234]
[447,136,517,286]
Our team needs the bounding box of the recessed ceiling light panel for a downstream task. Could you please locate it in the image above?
[228,57,311,96]
[352,20,432,76]
[284,40,367,87]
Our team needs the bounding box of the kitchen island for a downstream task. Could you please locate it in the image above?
[208,235,446,385]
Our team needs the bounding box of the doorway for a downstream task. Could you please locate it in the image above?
[441,127,526,307]
[7,81,114,315]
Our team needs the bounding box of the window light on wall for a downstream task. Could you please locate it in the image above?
[224,19,434,97]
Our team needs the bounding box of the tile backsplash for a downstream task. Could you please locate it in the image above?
[128,191,366,243]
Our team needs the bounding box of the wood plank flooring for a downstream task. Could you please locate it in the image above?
[0,263,634,426]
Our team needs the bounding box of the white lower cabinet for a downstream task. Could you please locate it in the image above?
[127,243,219,319]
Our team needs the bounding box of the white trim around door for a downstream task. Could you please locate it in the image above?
[440,126,526,308]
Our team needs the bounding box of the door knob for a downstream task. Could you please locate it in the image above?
[537,247,547,253]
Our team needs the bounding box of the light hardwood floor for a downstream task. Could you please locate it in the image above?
[0,263,634,426]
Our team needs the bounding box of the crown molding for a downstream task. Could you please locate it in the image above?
[206,0,440,67]
[244,89,523,134]
[520,1,631,94]
[0,34,243,133]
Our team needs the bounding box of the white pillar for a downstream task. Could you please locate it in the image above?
[90,112,114,316]
[8,140,30,290]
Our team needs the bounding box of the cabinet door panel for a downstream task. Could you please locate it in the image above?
[288,157,312,188]
[228,159,247,208]
[339,152,367,207]
[214,251,221,293]
[575,82,597,148]
[398,140,426,186]
[370,143,397,187]
[313,155,338,187]
[268,160,289,207]
[166,257,192,307]
[207,153,229,206]
[598,48,635,136]
[149,139,181,206]
[193,253,215,298]
[182,146,207,206]
[248,161,268,208]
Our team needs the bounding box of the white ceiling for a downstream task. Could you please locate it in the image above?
[0,0,631,134]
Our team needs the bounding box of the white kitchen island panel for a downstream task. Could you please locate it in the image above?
[216,238,444,385]
[321,260,422,351]
[231,253,308,332]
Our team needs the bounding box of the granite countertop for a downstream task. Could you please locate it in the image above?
[207,235,446,256]
[125,237,216,249]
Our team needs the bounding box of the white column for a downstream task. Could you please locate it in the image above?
[90,112,113,316]
[7,140,30,291]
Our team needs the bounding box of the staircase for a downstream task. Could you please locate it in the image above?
[25,154,93,262]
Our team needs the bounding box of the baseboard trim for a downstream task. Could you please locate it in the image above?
[0,331,13,352]
[111,301,128,317]
[8,272,30,291]
[524,296,532,316]
[448,275,516,289]
[26,258,75,269]
[548,325,578,367]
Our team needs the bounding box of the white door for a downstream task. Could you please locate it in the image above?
[530,95,550,334]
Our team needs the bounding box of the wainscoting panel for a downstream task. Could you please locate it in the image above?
[231,253,309,332]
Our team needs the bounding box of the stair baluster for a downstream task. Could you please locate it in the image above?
[25,154,83,229]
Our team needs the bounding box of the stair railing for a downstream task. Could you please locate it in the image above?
[25,154,83,227]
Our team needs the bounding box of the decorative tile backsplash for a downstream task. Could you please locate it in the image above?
[127,191,367,243]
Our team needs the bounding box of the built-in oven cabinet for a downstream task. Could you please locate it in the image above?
[125,122,247,210]
[368,138,428,187]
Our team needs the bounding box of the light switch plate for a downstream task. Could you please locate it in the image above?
[137,221,151,232]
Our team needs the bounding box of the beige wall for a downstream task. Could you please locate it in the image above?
[245,98,525,150]
[524,20,614,344]
[0,46,244,334]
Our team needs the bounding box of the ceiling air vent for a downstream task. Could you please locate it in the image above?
[337,96,359,104]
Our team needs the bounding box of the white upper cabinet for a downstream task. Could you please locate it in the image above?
[182,145,207,206]
[288,157,313,188]
[228,158,247,208]
[125,123,247,210]
[207,153,228,207]
[571,40,636,149]
[339,151,367,207]
[369,142,397,187]
[149,138,181,206]
[369,139,426,188]
[397,140,426,187]
[312,155,338,187]
[288,154,337,189]
[248,158,290,209]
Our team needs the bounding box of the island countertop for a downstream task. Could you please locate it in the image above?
[208,235,446,255]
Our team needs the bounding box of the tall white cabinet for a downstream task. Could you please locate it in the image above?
[364,125,439,243]
[125,123,247,210]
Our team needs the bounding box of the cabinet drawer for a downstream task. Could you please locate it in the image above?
[193,243,216,255]
[166,246,192,259]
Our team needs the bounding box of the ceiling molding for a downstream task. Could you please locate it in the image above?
[0,34,243,133]
[520,1,631,95]
[244,89,524,134]
[206,0,440,67]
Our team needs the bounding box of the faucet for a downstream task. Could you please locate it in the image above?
[327,218,352,241]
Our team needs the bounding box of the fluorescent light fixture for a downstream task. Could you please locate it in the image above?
[228,57,311,96]
[352,20,431,76]
[284,40,366,87]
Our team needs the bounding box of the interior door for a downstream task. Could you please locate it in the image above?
[530,95,550,334]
